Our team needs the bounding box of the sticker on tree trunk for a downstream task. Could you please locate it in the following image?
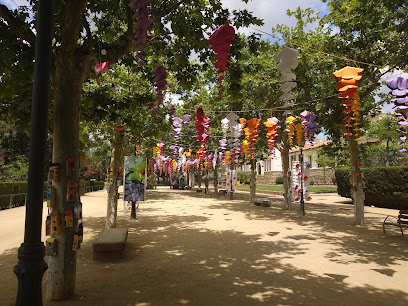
[124,156,146,202]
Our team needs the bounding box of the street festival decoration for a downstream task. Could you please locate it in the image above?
[242,118,261,157]
[151,65,167,109]
[208,24,236,98]
[128,0,153,65]
[94,62,109,73]
[300,110,319,144]
[226,112,242,163]
[264,116,280,155]
[332,66,364,139]
[386,77,408,151]
[274,47,299,116]
[124,156,146,202]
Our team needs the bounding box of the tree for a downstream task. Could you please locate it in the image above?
[367,114,399,166]
[1,1,261,300]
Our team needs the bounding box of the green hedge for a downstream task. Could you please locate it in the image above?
[237,172,250,184]
[335,167,408,209]
[0,181,104,209]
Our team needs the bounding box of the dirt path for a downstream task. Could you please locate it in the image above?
[1,187,408,305]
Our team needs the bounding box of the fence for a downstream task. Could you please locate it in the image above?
[0,185,105,210]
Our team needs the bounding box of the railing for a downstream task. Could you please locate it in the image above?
[0,185,106,210]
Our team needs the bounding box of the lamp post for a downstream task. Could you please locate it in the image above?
[13,1,54,305]
[299,148,305,216]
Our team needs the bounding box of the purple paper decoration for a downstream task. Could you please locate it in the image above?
[300,110,318,143]
[152,65,167,108]
[387,77,408,151]
[172,117,182,139]
[182,114,191,128]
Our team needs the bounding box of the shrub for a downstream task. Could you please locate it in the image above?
[237,172,250,184]
[275,176,284,184]
[335,166,408,209]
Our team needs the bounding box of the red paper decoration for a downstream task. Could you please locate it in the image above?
[208,24,236,98]
[333,66,363,138]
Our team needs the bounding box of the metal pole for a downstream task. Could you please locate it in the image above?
[14,1,54,305]
[300,148,305,216]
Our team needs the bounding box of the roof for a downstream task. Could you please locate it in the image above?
[289,139,331,153]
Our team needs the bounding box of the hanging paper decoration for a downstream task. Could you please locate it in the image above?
[285,116,296,146]
[208,24,236,98]
[151,65,167,108]
[182,114,191,129]
[172,117,183,143]
[225,112,241,163]
[332,66,364,139]
[264,117,280,155]
[387,77,408,151]
[94,62,109,74]
[128,0,153,64]
[300,111,319,144]
[274,47,299,115]
[243,118,261,156]
[194,107,210,145]
[291,161,311,202]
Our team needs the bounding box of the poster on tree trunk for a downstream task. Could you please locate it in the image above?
[124,156,146,202]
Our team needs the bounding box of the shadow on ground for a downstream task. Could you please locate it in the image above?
[1,189,407,305]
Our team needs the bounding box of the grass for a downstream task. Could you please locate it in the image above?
[236,184,337,193]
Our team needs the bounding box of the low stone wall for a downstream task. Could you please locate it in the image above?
[256,168,335,185]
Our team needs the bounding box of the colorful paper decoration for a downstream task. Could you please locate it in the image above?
[151,65,167,108]
[46,185,56,207]
[243,118,261,156]
[66,180,75,202]
[172,117,183,142]
[285,116,296,146]
[387,77,408,151]
[94,62,109,73]
[45,216,51,236]
[264,117,279,155]
[72,234,82,251]
[46,238,57,256]
[275,47,299,114]
[128,0,153,64]
[208,24,236,98]
[194,107,210,146]
[332,66,364,139]
[49,212,61,234]
[300,110,319,144]
[182,114,191,128]
[48,163,59,182]
[226,112,242,163]
[64,210,73,227]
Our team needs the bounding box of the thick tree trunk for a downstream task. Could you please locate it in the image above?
[213,164,218,194]
[281,133,292,210]
[198,170,202,190]
[249,158,257,204]
[106,129,124,228]
[347,136,364,225]
[47,68,81,301]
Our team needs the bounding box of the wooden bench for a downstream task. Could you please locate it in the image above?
[93,228,128,260]
[254,198,271,207]
[383,210,408,236]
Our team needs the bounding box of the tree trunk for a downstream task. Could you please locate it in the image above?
[198,170,202,190]
[386,140,390,167]
[46,68,82,301]
[213,164,218,194]
[106,129,124,228]
[205,169,209,193]
[229,163,234,200]
[281,132,292,210]
[249,158,257,204]
[347,136,364,225]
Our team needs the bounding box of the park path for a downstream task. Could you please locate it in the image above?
[0,187,407,305]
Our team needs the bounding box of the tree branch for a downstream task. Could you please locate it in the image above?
[0,4,36,46]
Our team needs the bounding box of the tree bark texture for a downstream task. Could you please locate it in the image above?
[205,169,209,193]
[106,129,124,228]
[47,64,82,301]
[347,136,365,226]
[213,164,218,194]
[249,158,257,204]
[281,133,292,210]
